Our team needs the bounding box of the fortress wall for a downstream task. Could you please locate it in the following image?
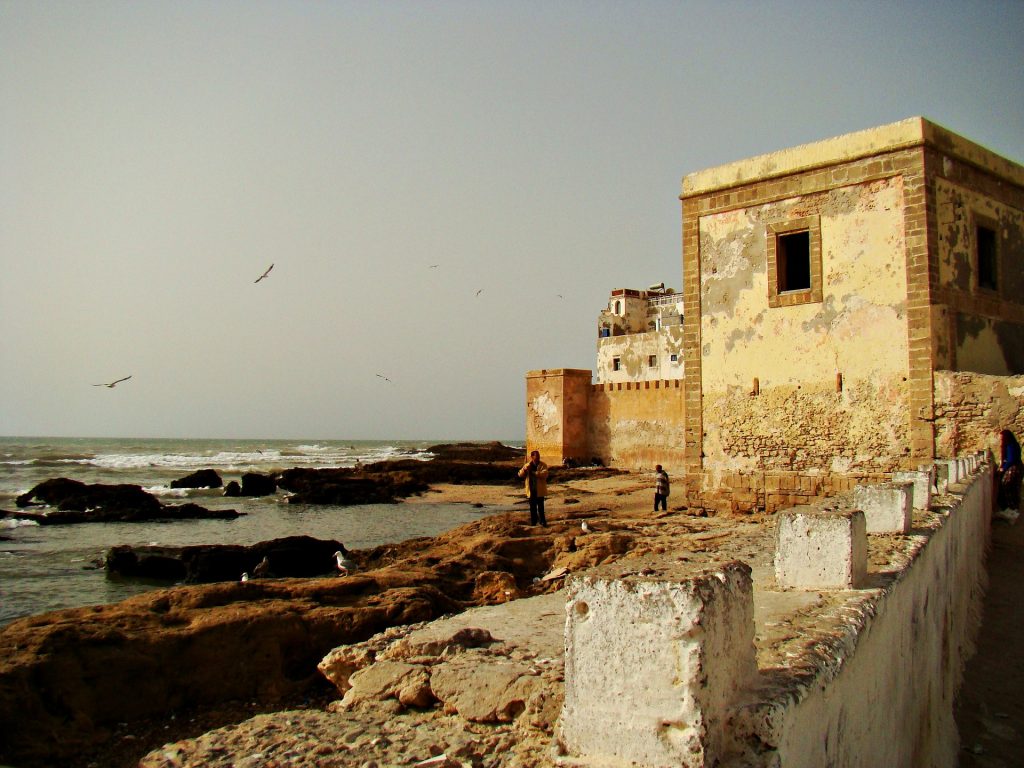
[586,380,687,473]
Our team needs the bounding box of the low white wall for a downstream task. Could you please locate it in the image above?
[560,464,992,767]
[741,467,991,767]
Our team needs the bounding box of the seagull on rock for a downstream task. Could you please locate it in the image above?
[240,572,250,583]
[334,549,357,576]
[581,521,591,533]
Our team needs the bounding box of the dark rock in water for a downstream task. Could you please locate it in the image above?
[240,472,277,497]
[9,501,241,525]
[16,478,162,515]
[105,535,346,583]
[170,469,223,489]
[11,478,239,524]
[425,442,525,462]
[277,468,428,505]
[224,480,241,497]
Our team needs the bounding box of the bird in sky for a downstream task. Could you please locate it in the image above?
[376,373,392,383]
[428,264,439,269]
[93,375,132,388]
[254,263,274,283]
[475,289,483,296]
[557,294,564,299]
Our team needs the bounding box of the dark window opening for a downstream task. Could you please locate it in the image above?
[777,230,811,292]
[612,357,621,371]
[977,224,997,291]
[648,355,657,367]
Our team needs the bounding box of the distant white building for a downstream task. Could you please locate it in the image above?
[596,285,684,384]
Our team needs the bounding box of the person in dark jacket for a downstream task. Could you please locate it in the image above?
[654,465,670,512]
[996,429,1023,512]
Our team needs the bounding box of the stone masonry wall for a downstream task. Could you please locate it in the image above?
[933,370,1024,459]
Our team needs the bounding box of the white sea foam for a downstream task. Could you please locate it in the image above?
[1,518,40,529]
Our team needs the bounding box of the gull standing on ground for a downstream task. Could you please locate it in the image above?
[93,375,132,388]
[254,263,274,283]
[581,521,591,534]
[240,572,250,583]
[334,549,357,576]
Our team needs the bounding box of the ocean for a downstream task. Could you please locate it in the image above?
[0,436,518,627]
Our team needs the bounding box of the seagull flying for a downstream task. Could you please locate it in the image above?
[254,263,274,283]
[428,264,439,269]
[376,373,392,383]
[334,549,357,576]
[475,289,483,296]
[93,375,132,388]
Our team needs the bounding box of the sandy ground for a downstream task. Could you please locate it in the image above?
[126,471,1022,766]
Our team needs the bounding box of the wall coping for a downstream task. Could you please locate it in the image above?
[681,116,1024,198]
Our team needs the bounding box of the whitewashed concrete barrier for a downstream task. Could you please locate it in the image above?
[775,506,867,589]
[894,469,932,511]
[737,466,993,768]
[853,482,913,533]
[558,470,991,767]
[560,560,756,767]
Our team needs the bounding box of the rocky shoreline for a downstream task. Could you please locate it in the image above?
[0,444,629,767]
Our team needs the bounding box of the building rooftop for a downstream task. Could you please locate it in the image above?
[681,116,1024,198]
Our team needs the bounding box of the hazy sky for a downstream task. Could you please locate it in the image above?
[2,1,1022,441]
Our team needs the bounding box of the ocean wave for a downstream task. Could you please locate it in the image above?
[1,518,40,529]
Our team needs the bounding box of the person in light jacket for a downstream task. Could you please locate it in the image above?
[518,450,549,526]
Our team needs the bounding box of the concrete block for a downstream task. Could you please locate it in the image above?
[894,470,932,511]
[775,506,867,589]
[561,560,756,768]
[853,482,913,533]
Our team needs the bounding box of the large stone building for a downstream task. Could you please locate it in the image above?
[526,117,1024,512]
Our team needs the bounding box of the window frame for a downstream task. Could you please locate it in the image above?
[767,215,823,308]
[973,213,999,295]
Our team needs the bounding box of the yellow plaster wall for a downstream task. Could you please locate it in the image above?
[698,177,911,473]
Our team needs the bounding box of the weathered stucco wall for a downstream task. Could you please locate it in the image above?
[698,177,910,475]
[587,381,686,472]
[596,327,685,384]
[525,369,591,465]
[933,370,1024,459]
[934,178,1024,374]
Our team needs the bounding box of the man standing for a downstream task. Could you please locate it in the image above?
[654,464,670,512]
[518,450,549,526]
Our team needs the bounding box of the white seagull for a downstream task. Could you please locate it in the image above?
[93,375,132,388]
[334,549,357,576]
[240,572,250,583]
[376,373,392,383]
[254,263,274,283]
[581,521,591,534]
